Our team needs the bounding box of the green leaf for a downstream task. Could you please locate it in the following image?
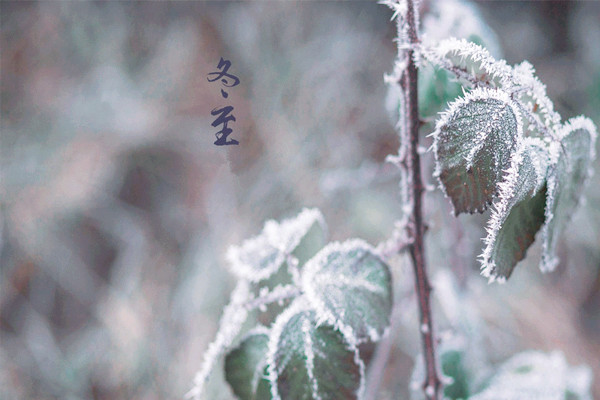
[486,188,546,281]
[301,239,392,342]
[481,139,549,281]
[225,329,272,400]
[418,65,462,118]
[267,300,364,400]
[421,39,561,140]
[433,88,521,215]
[541,117,597,272]
[227,208,327,282]
[442,350,470,400]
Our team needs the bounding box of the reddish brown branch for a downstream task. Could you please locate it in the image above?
[396,1,442,399]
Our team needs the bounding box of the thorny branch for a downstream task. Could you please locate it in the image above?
[387,0,443,398]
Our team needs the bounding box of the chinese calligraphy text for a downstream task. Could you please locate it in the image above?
[208,57,240,146]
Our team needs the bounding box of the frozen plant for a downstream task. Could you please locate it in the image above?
[187,209,393,400]
[188,1,596,399]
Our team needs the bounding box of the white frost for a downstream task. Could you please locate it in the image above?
[431,87,523,183]
[227,208,326,282]
[301,239,389,343]
[479,138,549,281]
[267,298,307,400]
[302,315,321,400]
[266,298,364,400]
[187,281,251,400]
[418,37,513,88]
[419,37,561,141]
[540,116,598,272]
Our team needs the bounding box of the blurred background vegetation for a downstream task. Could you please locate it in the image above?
[1,1,599,399]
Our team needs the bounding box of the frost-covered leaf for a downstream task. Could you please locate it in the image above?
[541,117,597,272]
[511,61,561,137]
[480,139,549,281]
[302,239,392,342]
[470,351,592,400]
[264,208,327,261]
[433,88,521,214]
[267,300,364,400]
[419,38,512,89]
[419,39,560,141]
[228,236,286,284]
[225,328,272,400]
[227,208,327,282]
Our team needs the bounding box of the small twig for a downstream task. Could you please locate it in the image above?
[376,217,413,260]
[187,281,301,400]
[187,281,251,400]
[244,284,302,311]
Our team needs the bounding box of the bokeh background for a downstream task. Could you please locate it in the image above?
[1,1,599,399]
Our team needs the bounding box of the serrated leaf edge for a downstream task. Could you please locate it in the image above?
[512,61,561,131]
[266,298,365,400]
[226,326,271,399]
[432,87,523,213]
[227,236,286,283]
[417,37,513,87]
[227,208,327,282]
[191,280,251,399]
[540,116,598,272]
[419,38,561,139]
[479,137,548,283]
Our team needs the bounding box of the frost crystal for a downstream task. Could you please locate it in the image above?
[267,298,364,400]
[419,38,561,140]
[381,0,418,49]
[432,87,521,214]
[301,239,393,343]
[418,38,513,88]
[224,326,272,400]
[227,208,326,282]
[188,281,251,400]
[244,284,301,312]
[540,117,597,272]
[511,61,561,137]
[480,138,549,282]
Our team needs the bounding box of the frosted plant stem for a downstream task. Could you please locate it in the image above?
[392,0,442,398]
[244,284,301,311]
[187,282,302,399]
[187,280,251,400]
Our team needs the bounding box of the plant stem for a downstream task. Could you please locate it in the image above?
[395,1,442,398]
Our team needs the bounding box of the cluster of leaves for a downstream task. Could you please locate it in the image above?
[420,38,598,282]
[191,209,393,400]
